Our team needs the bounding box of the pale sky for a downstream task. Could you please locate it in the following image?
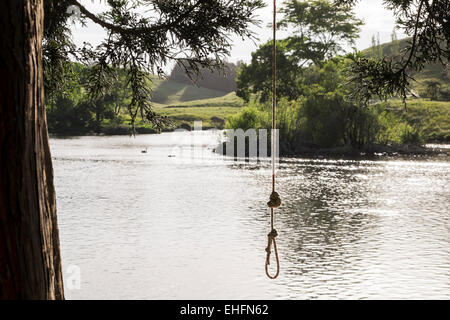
[70,0,405,67]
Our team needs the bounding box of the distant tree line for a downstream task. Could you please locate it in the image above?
[169,61,239,93]
[46,63,158,135]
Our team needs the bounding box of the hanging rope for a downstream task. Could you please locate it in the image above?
[265,0,281,280]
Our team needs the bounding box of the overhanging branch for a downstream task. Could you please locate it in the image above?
[67,0,200,36]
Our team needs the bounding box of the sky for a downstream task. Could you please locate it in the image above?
[70,0,405,67]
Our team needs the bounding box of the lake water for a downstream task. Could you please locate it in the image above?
[51,131,450,299]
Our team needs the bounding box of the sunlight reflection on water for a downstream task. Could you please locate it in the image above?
[51,132,450,299]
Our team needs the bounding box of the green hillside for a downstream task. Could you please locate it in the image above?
[361,38,449,142]
[381,99,450,142]
[149,77,244,128]
[364,38,450,98]
[150,76,231,104]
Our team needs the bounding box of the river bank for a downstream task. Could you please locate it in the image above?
[280,143,449,159]
[48,123,219,137]
[214,136,449,160]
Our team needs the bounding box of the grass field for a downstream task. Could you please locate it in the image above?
[150,76,231,105]
[385,98,450,142]
[148,78,244,128]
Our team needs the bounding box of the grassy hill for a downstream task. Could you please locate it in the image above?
[150,76,230,105]
[362,38,449,142]
[148,76,244,128]
[363,38,450,98]
[381,99,450,142]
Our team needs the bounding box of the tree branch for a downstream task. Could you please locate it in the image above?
[400,0,425,73]
[68,0,201,36]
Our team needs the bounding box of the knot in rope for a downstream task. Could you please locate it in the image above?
[267,191,281,209]
[265,225,280,279]
[267,228,278,240]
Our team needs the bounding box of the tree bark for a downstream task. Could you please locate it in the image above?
[0,0,64,299]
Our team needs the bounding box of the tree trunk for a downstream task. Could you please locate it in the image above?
[0,0,64,299]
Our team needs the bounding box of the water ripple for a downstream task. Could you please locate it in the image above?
[51,133,450,299]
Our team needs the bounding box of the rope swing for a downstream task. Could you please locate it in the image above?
[265,0,281,280]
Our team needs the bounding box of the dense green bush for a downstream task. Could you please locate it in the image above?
[226,103,269,131]
[374,105,424,145]
[227,58,384,154]
[301,87,348,148]
[47,97,93,134]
